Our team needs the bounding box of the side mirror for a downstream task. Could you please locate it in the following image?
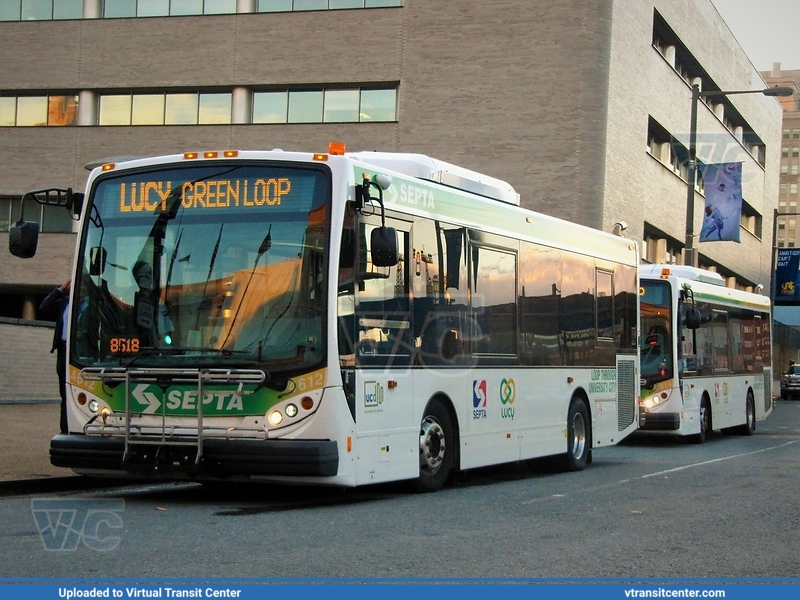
[69,191,84,217]
[8,221,40,258]
[684,309,701,330]
[89,246,107,276]
[370,227,398,268]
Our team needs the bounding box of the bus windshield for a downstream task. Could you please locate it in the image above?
[639,280,673,385]
[72,163,330,371]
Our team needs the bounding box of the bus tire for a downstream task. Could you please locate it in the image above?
[735,391,756,436]
[414,400,455,493]
[562,397,591,471]
[688,396,712,444]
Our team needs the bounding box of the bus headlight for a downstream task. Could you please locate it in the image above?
[268,410,283,426]
[642,391,670,409]
[88,399,99,413]
[285,404,298,418]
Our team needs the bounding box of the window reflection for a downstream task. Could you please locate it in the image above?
[288,91,323,123]
[132,94,165,125]
[0,1,21,21]
[22,0,51,20]
[165,93,198,124]
[0,98,16,126]
[105,0,136,18]
[253,92,288,123]
[360,89,396,122]
[137,0,169,16]
[48,95,78,126]
[330,0,363,8]
[198,93,232,124]
[204,0,236,13]
[171,0,203,15]
[53,0,83,19]
[99,95,133,126]
[294,0,327,10]
[16,96,48,126]
[324,90,359,122]
[258,0,292,11]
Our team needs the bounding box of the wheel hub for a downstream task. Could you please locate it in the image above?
[419,416,446,474]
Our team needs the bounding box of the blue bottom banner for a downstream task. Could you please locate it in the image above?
[0,582,797,600]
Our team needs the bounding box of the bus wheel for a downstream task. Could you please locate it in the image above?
[736,391,756,436]
[689,397,712,444]
[562,397,591,471]
[415,400,455,492]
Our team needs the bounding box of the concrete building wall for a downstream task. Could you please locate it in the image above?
[603,0,783,287]
[0,0,784,292]
[0,321,58,402]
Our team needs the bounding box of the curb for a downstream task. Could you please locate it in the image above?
[0,476,127,497]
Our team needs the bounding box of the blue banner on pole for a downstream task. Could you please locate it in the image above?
[775,247,800,305]
[699,162,742,243]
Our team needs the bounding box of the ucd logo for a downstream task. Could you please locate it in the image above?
[472,380,487,419]
[500,377,515,420]
[364,381,384,408]
[31,498,124,551]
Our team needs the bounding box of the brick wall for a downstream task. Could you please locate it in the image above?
[0,320,58,402]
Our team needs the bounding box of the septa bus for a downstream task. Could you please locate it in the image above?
[638,264,773,443]
[10,143,640,491]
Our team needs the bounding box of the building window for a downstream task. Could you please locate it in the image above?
[794,129,800,139]
[104,0,237,17]
[253,87,396,123]
[1,196,74,233]
[784,129,791,139]
[647,117,691,181]
[258,0,401,11]
[0,94,78,126]
[0,0,82,20]
[6,87,395,126]
[783,147,789,158]
[0,0,402,19]
[740,200,762,239]
[792,184,798,195]
[99,92,231,125]
[794,147,799,158]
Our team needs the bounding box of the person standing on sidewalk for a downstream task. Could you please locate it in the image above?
[39,279,70,434]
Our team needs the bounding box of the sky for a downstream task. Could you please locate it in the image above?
[711,0,800,71]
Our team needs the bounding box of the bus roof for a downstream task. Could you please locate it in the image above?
[640,264,770,311]
[348,151,520,205]
[83,145,638,267]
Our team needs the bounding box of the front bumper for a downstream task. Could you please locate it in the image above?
[638,411,680,431]
[50,434,339,478]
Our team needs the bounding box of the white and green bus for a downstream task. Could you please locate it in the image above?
[639,264,773,443]
[11,143,639,491]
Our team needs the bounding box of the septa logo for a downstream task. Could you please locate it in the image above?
[472,379,488,420]
[473,380,487,408]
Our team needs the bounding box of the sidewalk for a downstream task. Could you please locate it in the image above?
[0,402,77,492]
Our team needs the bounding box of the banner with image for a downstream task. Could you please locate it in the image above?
[698,162,742,243]
[775,247,800,305]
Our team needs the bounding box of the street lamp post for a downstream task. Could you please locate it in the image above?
[683,85,794,267]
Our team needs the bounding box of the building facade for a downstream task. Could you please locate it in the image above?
[0,0,785,323]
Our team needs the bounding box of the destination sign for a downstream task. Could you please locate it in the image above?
[118,178,292,213]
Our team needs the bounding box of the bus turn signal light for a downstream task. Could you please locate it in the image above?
[328,141,346,155]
